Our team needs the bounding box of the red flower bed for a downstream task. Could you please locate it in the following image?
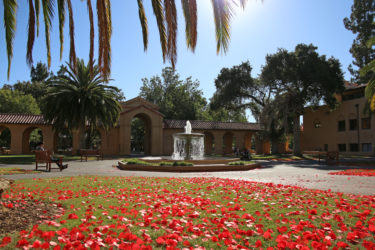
[329,169,375,176]
[1,176,375,249]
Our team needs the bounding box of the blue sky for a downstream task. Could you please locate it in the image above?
[0,0,355,120]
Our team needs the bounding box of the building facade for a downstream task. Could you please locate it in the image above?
[302,84,375,156]
[0,97,263,156]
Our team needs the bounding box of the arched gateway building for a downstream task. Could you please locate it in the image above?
[0,97,264,156]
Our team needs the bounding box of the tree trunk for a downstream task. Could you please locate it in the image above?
[78,126,86,150]
[271,139,279,154]
[293,115,301,156]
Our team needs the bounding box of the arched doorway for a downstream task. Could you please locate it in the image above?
[130,114,151,155]
[84,129,102,149]
[0,126,11,152]
[22,127,43,153]
[204,132,214,155]
[54,128,73,154]
[223,132,234,155]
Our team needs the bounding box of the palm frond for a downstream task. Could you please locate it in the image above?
[152,0,167,62]
[41,0,54,68]
[3,0,17,79]
[365,79,375,111]
[35,0,40,36]
[181,0,197,51]
[27,0,36,66]
[239,0,247,9]
[137,0,148,51]
[211,0,234,54]
[96,0,111,79]
[105,0,112,38]
[86,0,95,75]
[164,0,178,68]
[66,0,76,71]
[366,36,375,47]
[57,0,66,60]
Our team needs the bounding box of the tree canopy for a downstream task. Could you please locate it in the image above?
[139,67,207,120]
[0,89,41,114]
[140,67,247,121]
[42,59,122,147]
[261,44,344,155]
[344,0,375,83]
[2,0,249,79]
[211,44,345,155]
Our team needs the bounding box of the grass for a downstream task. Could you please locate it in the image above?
[123,158,195,166]
[0,155,104,165]
[1,176,374,249]
[0,167,40,175]
[251,154,305,160]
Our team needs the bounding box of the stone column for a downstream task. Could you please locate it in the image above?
[9,126,23,154]
[213,131,223,155]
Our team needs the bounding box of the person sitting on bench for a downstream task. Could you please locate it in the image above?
[36,142,68,170]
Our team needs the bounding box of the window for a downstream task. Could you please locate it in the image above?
[349,143,359,152]
[362,118,371,129]
[362,143,372,152]
[338,144,346,152]
[338,120,345,131]
[349,119,358,130]
[342,90,365,101]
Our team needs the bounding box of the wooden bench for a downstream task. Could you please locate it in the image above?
[326,151,339,165]
[35,150,64,171]
[303,150,339,164]
[80,149,103,162]
[0,147,10,155]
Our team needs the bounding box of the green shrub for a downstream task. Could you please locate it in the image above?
[159,161,174,166]
[122,158,154,166]
[228,161,254,166]
[172,161,194,166]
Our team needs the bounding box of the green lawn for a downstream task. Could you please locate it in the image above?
[0,167,40,175]
[1,176,374,249]
[0,155,100,165]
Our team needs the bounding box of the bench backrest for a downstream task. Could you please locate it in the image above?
[80,149,101,155]
[35,150,51,163]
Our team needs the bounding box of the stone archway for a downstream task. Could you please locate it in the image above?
[130,113,152,155]
[22,127,43,153]
[119,97,164,156]
[0,126,11,152]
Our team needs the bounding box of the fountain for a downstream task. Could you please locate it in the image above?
[171,120,205,160]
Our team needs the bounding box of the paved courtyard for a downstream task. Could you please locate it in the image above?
[1,159,374,196]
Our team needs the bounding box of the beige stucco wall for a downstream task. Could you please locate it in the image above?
[0,98,262,156]
[302,96,375,155]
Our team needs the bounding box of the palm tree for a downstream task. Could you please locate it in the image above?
[42,58,122,148]
[2,0,248,79]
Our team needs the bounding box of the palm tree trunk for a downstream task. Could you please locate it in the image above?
[78,126,86,150]
[293,115,301,156]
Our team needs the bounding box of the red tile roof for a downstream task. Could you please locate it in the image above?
[163,120,261,131]
[0,113,49,125]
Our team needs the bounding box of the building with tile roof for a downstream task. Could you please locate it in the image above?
[0,97,265,155]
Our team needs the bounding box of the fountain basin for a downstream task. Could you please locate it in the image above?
[117,158,260,172]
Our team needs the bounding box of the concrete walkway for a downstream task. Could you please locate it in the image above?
[1,159,374,196]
